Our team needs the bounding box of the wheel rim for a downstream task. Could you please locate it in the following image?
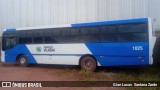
[84,60,93,69]
[20,57,26,64]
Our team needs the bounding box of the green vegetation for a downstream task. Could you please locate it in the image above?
[114,66,160,81]
[59,66,160,81]
[79,69,97,81]
[79,69,93,77]
[54,66,160,90]
[115,66,160,90]
[78,67,159,81]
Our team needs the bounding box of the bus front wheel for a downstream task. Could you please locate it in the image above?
[17,55,29,67]
[80,56,97,71]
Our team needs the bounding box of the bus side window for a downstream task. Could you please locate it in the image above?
[81,27,91,35]
[70,28,80,43]
[101,25,117,42]
[19,31,27,44]
[26,31,33,44]
[79,27,100,43]
[118,23,148,42]
[118,33,148,42]
[53,29,61,36]
[118,23,147,33]
[101,25,116,34]
[91,27,99,35]
[34,37,43,44]
[62,29,70,36]
[71,28,79,35]
[44,37,56,43]
[44,29,55,43]
[19,31,32,44]
[33,30,43,44]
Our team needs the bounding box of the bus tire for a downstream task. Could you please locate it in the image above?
[80,56,97,71]
[17,55,29,67]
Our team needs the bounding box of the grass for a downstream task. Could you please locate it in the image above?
[114,66,160,81]
[79,69,93,77]
[54,66,160,90]
[79,69,97,81]
[114,66,160,90]
[58,66,160,81]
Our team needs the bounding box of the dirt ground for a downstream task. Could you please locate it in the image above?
[0,62,124,90]
[0,62,82,81]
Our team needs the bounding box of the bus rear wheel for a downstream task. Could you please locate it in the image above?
[80,56,97,71]
[17,55,28,67]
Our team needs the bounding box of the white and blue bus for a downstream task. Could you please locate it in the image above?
[1,18,159,71]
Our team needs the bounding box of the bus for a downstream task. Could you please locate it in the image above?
[1,18,159,71]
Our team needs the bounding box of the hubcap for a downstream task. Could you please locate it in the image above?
[85,61,93,69]
[20,58,26,64]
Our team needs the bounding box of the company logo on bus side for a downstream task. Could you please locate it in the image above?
[36,46,55,52]
[36,47,42,52]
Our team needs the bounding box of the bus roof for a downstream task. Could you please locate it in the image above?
[72,18,148,27]
[5,18,149,31]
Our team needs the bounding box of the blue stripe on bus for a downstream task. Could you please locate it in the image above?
[5,28,16,31]
[85,42,149,66]
[5,45,37,64]
[71,18,148,27]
